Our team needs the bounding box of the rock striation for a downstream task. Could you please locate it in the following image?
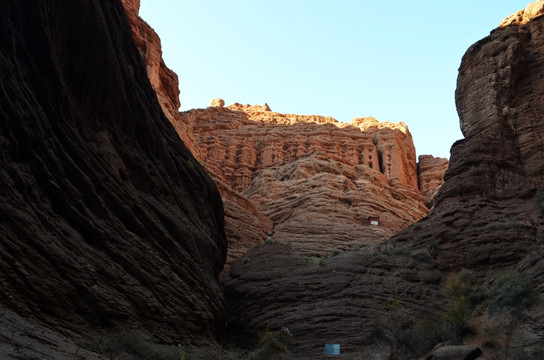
[122,0,202,159]
[0,0,226,354]
[223,243,442,359]
[499,0,544,26]
[182,104,441,257]
[418,155,449,207]
[222,1,544,357]
[394,0,544,272]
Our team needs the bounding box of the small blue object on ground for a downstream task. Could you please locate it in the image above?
[324,344,340,355]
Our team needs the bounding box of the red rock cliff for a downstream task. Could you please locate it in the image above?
[0,0,226,356]
[183,104,439,257]
[121,0,202,159]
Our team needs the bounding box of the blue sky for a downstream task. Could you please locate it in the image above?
[140,1,530,159]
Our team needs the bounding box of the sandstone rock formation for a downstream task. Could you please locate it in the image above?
[0,0,226,355]
[394,1,544,273]
[499,0,544,26]
[121,1,448,266]
[211,98,225,108]
[122,0,202,159]
[183,105,440,257]
[222,2,544,358]
[418,155,449,207]
[223,243,443,359]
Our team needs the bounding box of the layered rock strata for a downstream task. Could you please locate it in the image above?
[418,155,449,207]
[122,0,202,159]
[223,1,544,357]
[183,105,441,257]
[0,0,226,353]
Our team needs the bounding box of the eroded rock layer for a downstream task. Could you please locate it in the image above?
[122,0,202,159]
[223,244,442,359]
[183,105,435,257]
[223,2,544,357]
[0,0,226,352]
[418,155,449,208]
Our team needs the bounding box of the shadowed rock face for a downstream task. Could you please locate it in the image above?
[121,0,202,160]
[223,244,442,359]
[392,7,544,273]
[0,0,225,350]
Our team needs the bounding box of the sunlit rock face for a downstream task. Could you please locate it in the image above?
[0,1,226,357]
[224,2,544,357]
[499,0,544,26]
[181,104,444,257]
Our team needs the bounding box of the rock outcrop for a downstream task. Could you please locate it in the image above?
[393,1,544,272]
[0,0,226,355]
[222,1,544,357]
[122,0,202,159]
[223,243,442,359]
[183,105,439,257]
[418,155,449,207]
[499,0,544,26]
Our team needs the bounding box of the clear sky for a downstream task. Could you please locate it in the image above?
[139,1,531,159]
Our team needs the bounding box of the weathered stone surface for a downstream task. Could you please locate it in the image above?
[211,98,225,108]
[500,0,544,27]
[121,0,202,159]
[183,105,432,257]
[223,244,442,359]
[0,307,107,360]
[244,156,427,256]
[222,2,544,358]
[390,3,544,354]
[418,155,449,207]
[430,344,482,360]
[392,4,544,273]
[217,181,273,268]
[0,0,225,352]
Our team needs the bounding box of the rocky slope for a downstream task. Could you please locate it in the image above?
[183,105,447,258]
[222,1,544,358]
[0,1,226,358]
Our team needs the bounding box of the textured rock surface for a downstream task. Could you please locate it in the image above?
[183,105,434,257]
[211,98,225,108]
[223,244,442,359]
[223,2,544,357]
[0,0,225,351]
[500,0,544,26]
[122,0,202,160]
[429,344,482,360]
[390,2,544,352]
[418,155,449,207]
[0,307,107,360]
[393,4,544,273]
[120,2,271,269]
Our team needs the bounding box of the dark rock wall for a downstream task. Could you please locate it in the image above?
[0,0,226,345]
[392,17,544,273]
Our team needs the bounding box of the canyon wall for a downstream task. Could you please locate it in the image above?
[222,2,544,357]
[122,0,202,159]
[0,1,226,358]
[121,1,448,265]
[183,104,444,258]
